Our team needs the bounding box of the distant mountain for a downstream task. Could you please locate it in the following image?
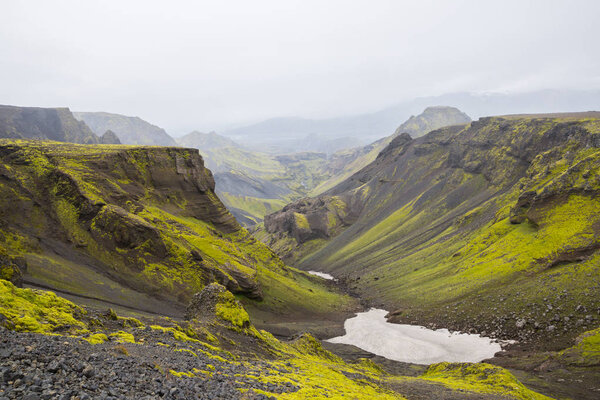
[0,105,100,144]
[223,89,600,149]
[99,129,121,144]
[177,130,331,225]
[177,131,240,150]
[73,111,176,146]
[185,107,471,226]
[396,106,470,138]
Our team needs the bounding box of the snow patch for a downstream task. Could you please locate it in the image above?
[327,309,502,365]
[307,271,336,280]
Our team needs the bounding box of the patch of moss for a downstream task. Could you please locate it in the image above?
[0,278,86,333]
[215,291,250,328]
[558,327,600,366]
[420,362,551,400]
[109,330,135,343]
[293,213,310,230]
[86,333,108,345]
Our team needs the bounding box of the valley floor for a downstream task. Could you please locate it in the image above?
[0,279,563,400]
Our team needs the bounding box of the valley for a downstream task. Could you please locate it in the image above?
[0,103,598,399]
[2,2,600,398]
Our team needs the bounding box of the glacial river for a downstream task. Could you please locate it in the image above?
[327,308,502,365]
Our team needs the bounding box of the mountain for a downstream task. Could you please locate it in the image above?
[260,112,600,349]
[99,129,121,144]
[396,106,471,138]
[0,105,101,144]
[177,130,239,150]
[0,127,589,400]
[310,106,471,195]
[182,108,471,226]
[223,89,600,148]
[74,111,177,146]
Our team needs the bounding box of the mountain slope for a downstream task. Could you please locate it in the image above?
[74,111,177,146]
[260,112,600,345]
[0,105,102,144]
[0,140,355,326]
[311,106,471,195]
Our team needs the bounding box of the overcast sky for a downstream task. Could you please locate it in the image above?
[1,0,599,134]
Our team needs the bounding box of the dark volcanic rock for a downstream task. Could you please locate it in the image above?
[185,283,227,320]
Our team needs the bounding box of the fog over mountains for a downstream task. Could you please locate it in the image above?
[221,89,600,151]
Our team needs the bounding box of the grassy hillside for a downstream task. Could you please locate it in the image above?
[260,113,600,346]
[0,140,355,326]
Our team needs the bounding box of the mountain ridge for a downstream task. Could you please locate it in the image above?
[74,111,177,146]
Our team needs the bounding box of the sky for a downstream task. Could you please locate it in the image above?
[1,0,599,134]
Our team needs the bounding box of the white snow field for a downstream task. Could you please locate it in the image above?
[327,309,502,365]
[307,271,336,280]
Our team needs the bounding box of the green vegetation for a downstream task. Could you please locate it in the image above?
[263,115,600,343]
[86,333,109,344]
[0,276,555,399]
[109,331,136,343]
[215,290,250,328]
[558,327,600,366]
[420,362,551,399]
[0,278,86,333]
[0,139,354,321]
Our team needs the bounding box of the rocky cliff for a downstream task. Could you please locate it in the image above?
[0,140,353,320]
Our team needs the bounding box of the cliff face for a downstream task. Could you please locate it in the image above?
[260,112,600,344]
[73,111,177,146]
[0,105,100,144]
[0,141,251,313]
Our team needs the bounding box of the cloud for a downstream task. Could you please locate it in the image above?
[1,0,598,134]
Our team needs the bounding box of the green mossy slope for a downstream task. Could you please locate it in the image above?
[263,113,600,345]
[0,140,354,320]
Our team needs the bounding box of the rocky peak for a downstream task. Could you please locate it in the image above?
[100,130,121,144]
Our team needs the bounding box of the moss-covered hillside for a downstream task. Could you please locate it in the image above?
[260,112,600,346]
[0,140,355,323]
[0,278,553,400]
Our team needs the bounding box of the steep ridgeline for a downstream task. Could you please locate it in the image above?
[0,105,119,144]
[74,111,177,146]
[310,106,471,194]
[0,140,354,322]
[260,112,600,346]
